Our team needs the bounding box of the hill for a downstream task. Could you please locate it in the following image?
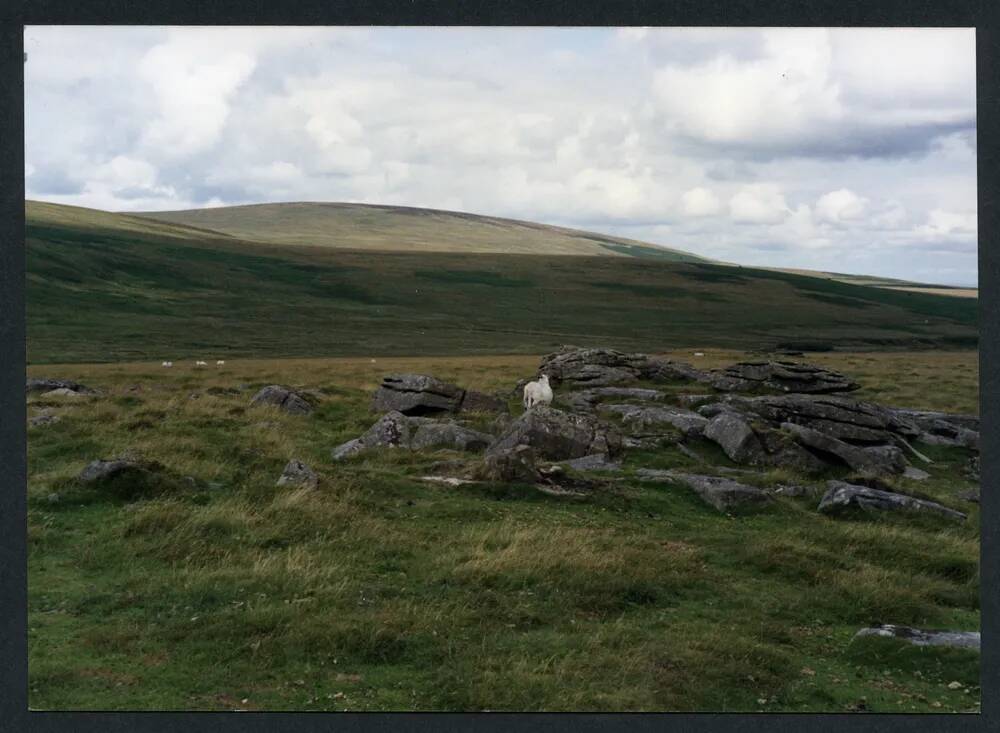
[133,201,708,260]
[25,201,977,364]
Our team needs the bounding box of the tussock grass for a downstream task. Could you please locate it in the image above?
[27,351,980,711]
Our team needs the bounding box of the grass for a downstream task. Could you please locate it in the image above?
[26,206,976,364]
[26,351,980,711]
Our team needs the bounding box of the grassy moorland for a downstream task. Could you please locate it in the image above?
[27,350,979,712]
[26,203,976,364]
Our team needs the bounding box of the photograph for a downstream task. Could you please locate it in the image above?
[23,25,980,712]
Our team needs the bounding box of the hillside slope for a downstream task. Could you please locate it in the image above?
[133,201,707,260]
[26,202,977,363]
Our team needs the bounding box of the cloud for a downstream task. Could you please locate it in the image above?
[23,26,978,285]
[815,188,868,223]
[729,184,789,224]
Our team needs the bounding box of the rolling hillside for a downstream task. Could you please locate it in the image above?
[25,201,977,364]
[133,202,708,260]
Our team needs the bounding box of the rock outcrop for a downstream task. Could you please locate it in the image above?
[486,405,622,462]
[27,378,96,395]
[538,347,706,388]
[636,469,771,512]
[250,385,314,415]
[331,410,494,460]
[706,361,859,394]
[817,480,966,521]
[372,374,507,416]
[853,624,980,650]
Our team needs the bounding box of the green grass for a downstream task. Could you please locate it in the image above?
[27,352,980,711]
[26,206,976,364]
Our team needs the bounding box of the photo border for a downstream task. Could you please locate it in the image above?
[2,1,996,731]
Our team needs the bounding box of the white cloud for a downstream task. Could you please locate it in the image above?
[815,188,868,223]
[729,184,789,224]
[681,187,721,217]
[23,26,979,284]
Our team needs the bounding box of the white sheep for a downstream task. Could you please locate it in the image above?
[216,360,225,366]
[195,360,207,367]
[523,374,553,409]
[162,361,173,367]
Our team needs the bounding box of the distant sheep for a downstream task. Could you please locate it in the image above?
[195,360,207,366]
[216,360,226,366]
[162,361,173,367]
[694,351,705,357]
[523,374,553,409]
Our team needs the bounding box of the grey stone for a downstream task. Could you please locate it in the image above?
[27,378,95,395]
[818,480,967,521]
[249,385,314,415]
[276,459,319,489]
[487,405,622,462]
[29,412,60,427]
[853,624,979,651]
[477,445,541,483]
[903,466,931,481]
[601,404,709,439]
[537,346,708,388]
[956,487,980,504]
[636,469,771,513]
[331,438,365,461]
[782,422,905,476]
[459,389,508,414]
[704,412,762,463]
[561,454,623,472]
[371,374,465,415]
[707,360,859,394]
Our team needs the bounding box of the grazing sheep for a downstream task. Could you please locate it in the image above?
[694,351,705,357]
[523,374,553,409]
[216,360,225,366]
[195,360,207,367]
[161,361,173,367]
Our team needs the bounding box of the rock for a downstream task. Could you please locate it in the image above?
[965,455,980,482]
[42,388,89,399]
[334,411,494,458]
[372,374,464,415]
[704,412,762,463]
[886,408,979,449]
[782,423,905,476]
[903,466,931,481]
[537,346,707,388]
[249,385,313,415]
[853,624,980,651]
[560,454,622,472]
[331,438,365,461]
[636,469,771,512]
[676,394,713,408]
[477,445,541,483]
[956,487,980,504]
[276,459,319,489]
[707,361,859,394]
[770,484,824,498]
[601,404,709,439]
[459,389,508,414]
[78,458,147,484]
[420,476,478,487]
[817,480,967,521]
[27,378,95,395]
[77,454,174,499]
[561,387,667,413]
[736,394,896,444]
[29,412,60,427]
[487,406,621,462]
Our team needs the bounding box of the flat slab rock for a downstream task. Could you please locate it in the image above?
[538,346,707,387]
[818,480,966,522]
[559,453,622,472]
[27,378,96,395]
[701,412,827,475]
[707,361,859,394]
[372,374,506,416]
[600,404,709,439]
[250,385,314,415]
[331,411,494,460]
[854,624,980,651]
[636,469,771,513]
[487,405,622,462]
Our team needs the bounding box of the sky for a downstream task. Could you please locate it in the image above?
[24,26,978,285]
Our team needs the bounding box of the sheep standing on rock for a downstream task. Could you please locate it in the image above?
[523,374,553,409]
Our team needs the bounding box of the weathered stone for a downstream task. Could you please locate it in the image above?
[459,389,508,414]
[886,408,979,449]
[818,480,966,521]
[782,423,905,476]
[956,487,980,504]
[477,445,541,483]
[601,404,709,439]
[636,469,771,512]
[770,484,825,498]
[27,378,95,395]
[249,385,314,415]
[703,412,762,463]
[538,347,708,388]
[561,454,622,472]
[853,624,979,651]
[487,406,621,461]
[903,466,931,481]
[331,438,365,461]
[29,411,60,427]
[561,387,668,413]
[410,421,493,451]
[276,459,319,489]
[371,374,465,415]
[708,361,859,394]
[78,458,147,484]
